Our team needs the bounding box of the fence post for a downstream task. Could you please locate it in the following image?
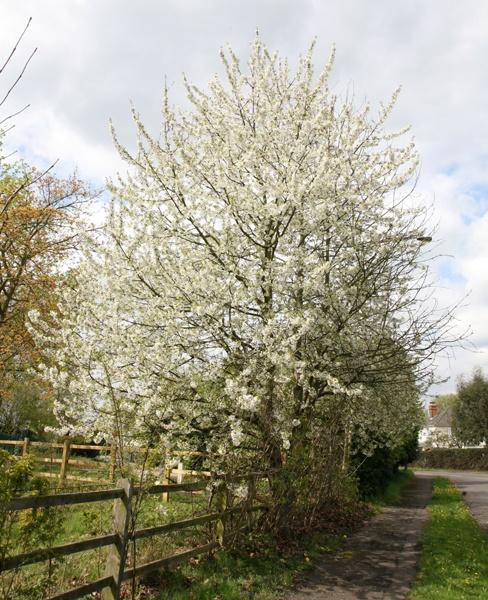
[22,437,30,457]
[109,444,117,483]
[162,467,171,503]
[59,439,71,488]
[176,461,183,484]
[214,479,227,547]
[102,478,132,600]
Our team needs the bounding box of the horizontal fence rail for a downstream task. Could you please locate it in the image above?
[48,576,114,600]
[0,534,118,571]
[8,488,124,511]
[2,470,273,600]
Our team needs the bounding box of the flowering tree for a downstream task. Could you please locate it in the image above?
[36,39,453,495]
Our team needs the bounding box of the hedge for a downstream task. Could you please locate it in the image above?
[413,448,488,470]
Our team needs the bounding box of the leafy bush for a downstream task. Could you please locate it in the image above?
[0,449,64,599]
[353,431,419,498]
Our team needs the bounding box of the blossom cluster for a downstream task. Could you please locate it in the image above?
[31,37,443,467]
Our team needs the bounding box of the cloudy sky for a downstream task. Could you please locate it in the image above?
[1,0,487,395]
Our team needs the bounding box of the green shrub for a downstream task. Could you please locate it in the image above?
[414,448,488,470]
[0,449,64,598]
[353,431,419,498]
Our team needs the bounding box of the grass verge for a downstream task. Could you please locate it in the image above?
[411,477,488,600]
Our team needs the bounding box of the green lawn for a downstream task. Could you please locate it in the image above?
[151,531,343,600]
[411,477,488,600]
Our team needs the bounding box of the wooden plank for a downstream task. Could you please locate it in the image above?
[171,450,208,457]
[36,471,111,484]
[171,469,212,477]
[33,457,100,468]
[122,541,219,581]
[0,534,117,572]
[30,441,65,448]
[8,488,123,511]
[47,576,114,600]
[33,457,63,464]
[162,468,170,502]
[0,439,23,446]
[132,504,267,542]
[102,478,132,600]
[135,480,209,495]
[59,439,71,488]
[214,482,227,546]
[70,443,110,451]
[130,448,207,456]
[134,512,220,540]
[28,441,110,451]
[109,444,116,482]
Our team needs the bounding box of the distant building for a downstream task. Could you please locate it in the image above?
[418,400,454,448]
[419,400,486,448]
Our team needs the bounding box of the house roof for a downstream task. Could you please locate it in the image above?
[427,406,452,428]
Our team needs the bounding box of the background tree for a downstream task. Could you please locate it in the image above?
[0,160,91,435]
[0,19,93,438]
[433,393,457,412]
[453,368,488,446]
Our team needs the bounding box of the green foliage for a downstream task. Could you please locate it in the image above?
[414,448,488,470]
[353,430,419,498]
[453,368,488,446]
[434,393,458,411]
[411,477,488,599]
[368,469,414,508]
[0,449,64,599]
[0,377,57,438]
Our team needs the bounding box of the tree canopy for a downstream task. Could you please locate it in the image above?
[453,368,488,446]
[33,38,453,487]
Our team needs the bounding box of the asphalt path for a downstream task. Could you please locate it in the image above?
[415,469,488,534]
[285,475,433,600]
[285,469,488,599]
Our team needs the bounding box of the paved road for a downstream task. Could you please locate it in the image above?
[415,469,488,534]
[285,476,433,600]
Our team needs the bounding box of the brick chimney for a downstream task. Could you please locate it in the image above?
[428,401,438,418]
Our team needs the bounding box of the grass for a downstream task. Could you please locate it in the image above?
[149,530,344,600]
[411,477,488,600]
[3,470,415,598]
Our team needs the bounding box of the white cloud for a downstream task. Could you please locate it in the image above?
[2,0,488,394]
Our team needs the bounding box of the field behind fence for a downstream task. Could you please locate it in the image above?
[0,437,211,490]
[1,439,274,599]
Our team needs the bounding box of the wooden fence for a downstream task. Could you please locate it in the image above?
[1,471,271,600]
[0,438,210,488]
